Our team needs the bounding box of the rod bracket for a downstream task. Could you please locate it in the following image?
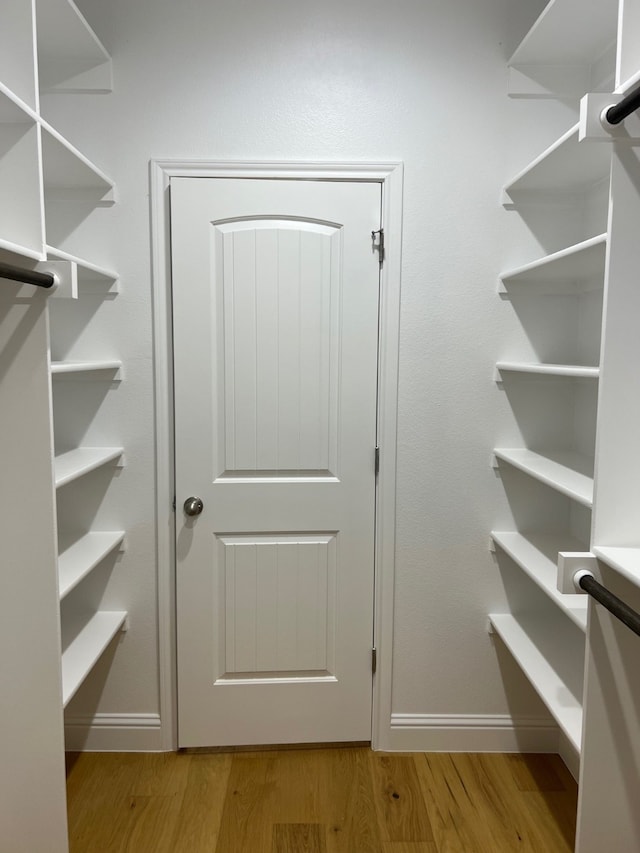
[557,552,598,594]
[579,92,640,144]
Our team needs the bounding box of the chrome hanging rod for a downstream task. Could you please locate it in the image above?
[0,261,55,289]
[574,570,640,638]
[605,84,640,126]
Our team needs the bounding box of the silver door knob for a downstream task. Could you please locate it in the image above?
[183,497,204,516]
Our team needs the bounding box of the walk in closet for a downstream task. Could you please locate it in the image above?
[0,2,124,849]
[2,0,640,851]
[492,0,640,847]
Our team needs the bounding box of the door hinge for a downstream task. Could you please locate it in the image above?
[172,496,176,512]
[375,446,380,477]
[372,647,377,675]
[371,228,384,267]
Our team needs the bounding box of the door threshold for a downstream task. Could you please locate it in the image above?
[181,741,371,754]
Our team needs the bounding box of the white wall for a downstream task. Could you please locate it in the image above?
[46,0,560,745]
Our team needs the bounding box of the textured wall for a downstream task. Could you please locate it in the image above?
[49,0,555,735]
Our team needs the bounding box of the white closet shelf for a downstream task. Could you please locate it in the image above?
[61,610,127,707]
[46,245,118,287]
[492,531,588,630]
[618,69,640,100]
[51,359,122,378]
[494,448,594,507]
[500,234,607,287]
[0,89,45,262]
[508,0,617,67]
[0,239,44,263]
[40,121,115,202]
[36,0,112,94]
[489,613,583,752]
[58,530,125,599]
[503,124,611,203]
[54,447,123,488]
[0,83,39,124]
[497,362,599,379]
[592,547,640,587]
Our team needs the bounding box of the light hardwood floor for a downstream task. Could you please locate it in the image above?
[66,748,577,852]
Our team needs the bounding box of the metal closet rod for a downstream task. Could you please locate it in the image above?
[576,572,640,638]
[605,84,640,126]
[0,261,55,289]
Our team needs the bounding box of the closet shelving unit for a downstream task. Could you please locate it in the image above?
[496,363,599,378]
[47,245,119,290]
[54,447,123,489]
[0,1,125,715]
[502,125,611,204]
[36,0,112,95]
[58,531,126,600]
[61,610,127,708]
[491,532,587,630]
[592,547,640,586]
[493,449,594,507]
[51,359,122,377]
[0,87,43,260]
[41,119,115,204]
[489,613,583,751]
[498,233,607,292]
[507,0,617,98]
[491,0,621,765]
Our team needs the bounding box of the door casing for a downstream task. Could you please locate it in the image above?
[150,160,403,751]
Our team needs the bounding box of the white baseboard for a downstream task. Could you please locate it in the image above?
[64,713,164,752]
[382,714,560,753]
[64,711,567,762]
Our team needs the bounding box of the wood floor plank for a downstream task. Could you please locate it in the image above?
[264,749,323,823]
[318,747,382,853]
[458,753,539,851]
[67,755,183,852]
[505,752,568,792]
[475,754,576,853]
[273,823,326,853]
[369,753,435,843]
[68,794,183,853]
[415,753,517,853]
[118,795,184,853]
[214,753,277,853]
[169,753,232,852]
[127,751,192,797]
[66,753,143,804]
[66,748,578,853]
[515,790,577,853]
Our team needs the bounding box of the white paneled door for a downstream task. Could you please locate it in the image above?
[171,177,382,747]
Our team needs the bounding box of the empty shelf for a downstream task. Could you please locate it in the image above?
[497,362,599,379]
[509,0,617,67]
[41,120,115,202]
[54,447,123,488]
[58,531,125,599]
[0,83,38,124]
[500,234,607,287]
[46,245,118,285]
[36,0,112,93]
[503,124,611,202]
[0,90,44,260]
[61,610,127,706]
[51,360,122,377]
[489,613,583,752]
[494,448,594,507]
[492,531,588,630]
[592,546,640,588]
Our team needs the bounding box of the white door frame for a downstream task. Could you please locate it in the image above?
[150,160,403,751]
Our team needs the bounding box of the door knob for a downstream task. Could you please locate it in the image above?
[183,497,204,516]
